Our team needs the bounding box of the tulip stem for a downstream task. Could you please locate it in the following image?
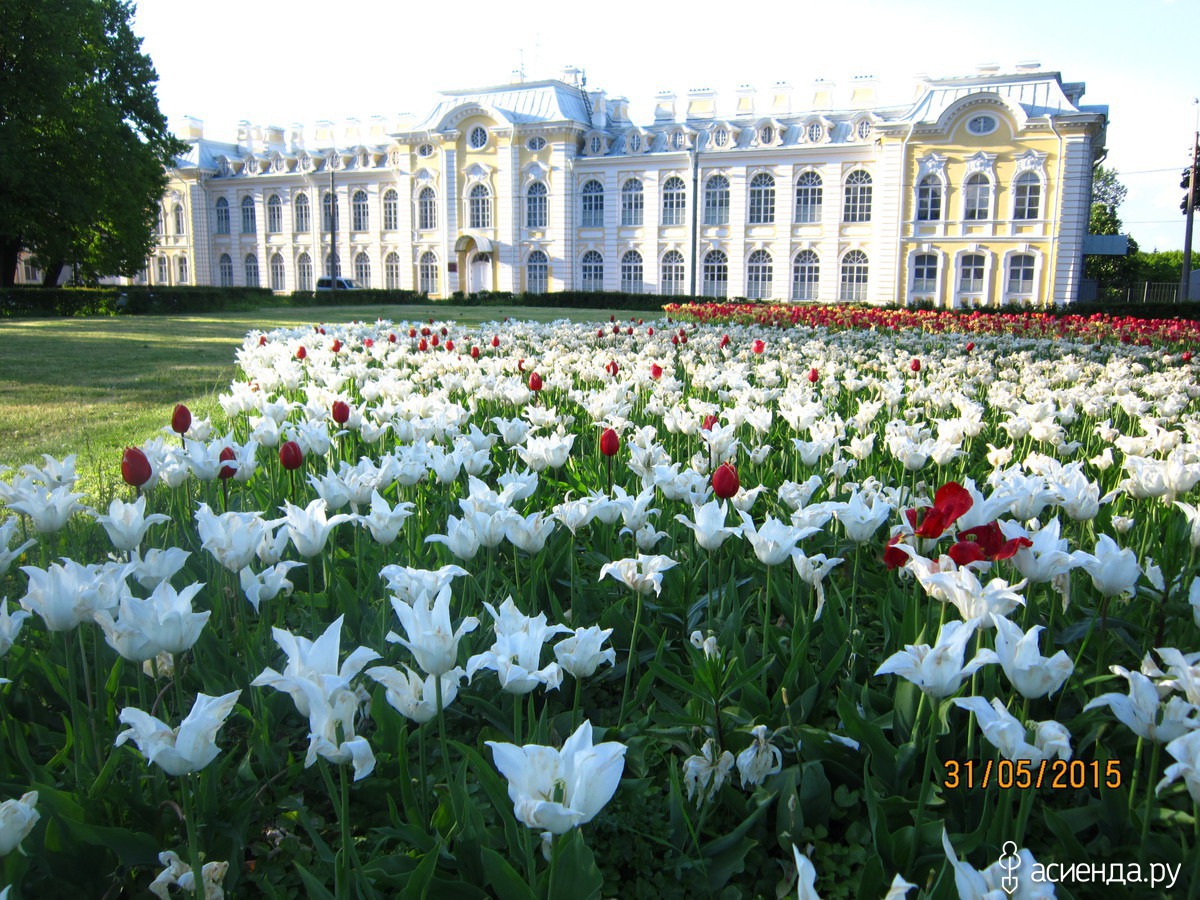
[181,774,204,900]
[1139,739,1162,867]
[907,697,941,874]
[435,675,458,830]
[617,593,643,730]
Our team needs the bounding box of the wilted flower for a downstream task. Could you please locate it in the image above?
[0,791,39,855]
[736,725,782,788]
[953,697,1070,765]
[115,690,241,776]
[682,738,735,804]
[148,851,229,900]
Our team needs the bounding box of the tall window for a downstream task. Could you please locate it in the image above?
[157,208,165,235]
[240,196,256,234]
[843,170,872,223]
[581,180,604,227]
[794,172,822,223]
[173,203,185,235]
[215,198,230,234]
[354,251,371,287]
[383,189,399,230]
[792,250,819,301]
[352,190,369,231]
[157,255,168,283]
[960,253,985,293]
[1013,172,1041,220]
[323,192,338,232]
[912,253,938,292]
[916,175,942,221]
[620,250,644,293]
[419,251,439,294]
[661,250,685,295]
[621,179,644,226]
[418,187,437,230]
[662,177,686,225]
[839,250,869,301]
[266,195,282,233]
[385,251,401,289]
[1008,254,1035,294]
[963,173,991,220]
[244,253,259,287]
[526,250,548,294]
[702,249,728,297]
[294,193,310,233]
[526,182,548,228]
[218,253,234,287]
[581,251,603,291]
[746,249,773,298]
[325,252,341,277]
[270,253,285,291]
[704,175,730,225]
[297,252,313,291]
[469,184,491,229]
[176,255,188,284]
[748,173,775,225]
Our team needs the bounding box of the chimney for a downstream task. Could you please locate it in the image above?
[369,115,387,139]
[1015,60,1041,73]
[236,120,252,150]
[179,116,204,141]
[736,85,755,117]
[770,82,792,116]
[811,79,833,110]
[687,88,717,120]
[263,125,285,150]
[609,96,630,124]
[976,63,1001,76]
[588,90,607,128]
[314,120,334,146]
[850,75,877,108]
[653,91,677,123]
[289,123,305,150]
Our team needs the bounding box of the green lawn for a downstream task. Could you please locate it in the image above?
[0,303,660,498]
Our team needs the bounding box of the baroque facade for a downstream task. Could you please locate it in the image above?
[128,64,1107,306]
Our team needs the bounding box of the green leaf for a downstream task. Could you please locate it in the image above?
[546,829,602,900]
[293,861,337,900]
[481,847,537,900]
[399,845,441,900]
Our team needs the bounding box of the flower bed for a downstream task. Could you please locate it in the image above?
[0,316,1197,898]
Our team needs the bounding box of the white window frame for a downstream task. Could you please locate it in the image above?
[748,172,775,225]
[240,196,256,234]
[620,250,644,293]
[746,249,773,298]
[215,198,230,235]
[839,250,869,301]
[294,193,310,233]
[383,189,399,231]
[418,187,437,231]
[354,251,371,287]
[791,250,819,301]
[351,190,369,231]
[661,250,685,295]
[621,179,644,227]
[297,252,313,291]
[581,180,604,227]
[916,175,942,222]
[1012,172,1042,221]
[244,253,259,287]
[703,175,729,226]
[794,171,822,224]
[468,184,492,229]
[270,252,285,291]
[962,173,992,221]
[267,195,282,234]
[384,251,401,289]
[702,249,728,297]
[526,182,548,229]
[580,250,604,292]
[526,250,549,294]
[843,170,872,223]
[661,177,687,225]
[419,251,439,295]
[218,253,233,287]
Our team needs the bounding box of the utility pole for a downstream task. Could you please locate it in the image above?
[1182,99,1198,302]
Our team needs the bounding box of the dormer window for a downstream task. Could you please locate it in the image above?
[243,157,256,175]
[388,148,403,168]
[759,125,774,145]
[713,127,728,147]
[358,151,370,168]
[967,115,997,136]
[672,131,686,150]
[270,156,286,173]
[527,136,547,151]
[589,135,603,155]
[807,123,823,143]
[468,126,489,149]
[298,153,312,172]
[628,132,642,153]
[856,120,872,140]
[417,143,435,157]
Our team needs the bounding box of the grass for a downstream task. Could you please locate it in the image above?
[0,303,660,500]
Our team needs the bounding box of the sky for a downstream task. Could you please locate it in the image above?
[131,0,1198,254]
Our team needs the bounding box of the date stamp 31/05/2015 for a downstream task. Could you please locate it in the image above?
[941,757,1122,791]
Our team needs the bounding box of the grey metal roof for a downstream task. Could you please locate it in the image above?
[899,71,1101,124]
[409,80,592,131]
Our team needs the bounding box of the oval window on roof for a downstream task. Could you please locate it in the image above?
[417,143,435,157]
[807,123,823,143]
[713,127,728,147]
[967,115,997,136]
[857,120,872,140]
[468,126,488,149]
[628,132,641,152]
[590,135,603,154]
[527,136,546,151]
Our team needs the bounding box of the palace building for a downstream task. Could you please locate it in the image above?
[129,64,1107,306]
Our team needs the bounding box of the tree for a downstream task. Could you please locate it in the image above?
[1084,166,1138,296]
[0,0,185,286]
[1092,165,1128,211]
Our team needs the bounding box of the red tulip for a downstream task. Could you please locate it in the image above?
[258,335,267,346]
[332,400,350,425]
[597,328,605,338]
[910,358,921,372]
[279,440,304,471]
[808,367,819,383]
[418,339,428,351]
[409,327,417,338]
[331,339,342,353]
[701,414,719,431]
[431,335,440,347]
[363,338,374,348]
[171,404,192,435]
[610,315,616,323]
[720,334,730,348]
[445,339,454,352]
[218,446,236,480]
[671,335,679,346]
[518,359,525,372]
[600,428,620,457]
[388,333,397,343]
[441,326,448,336]
[712,462,740,499]
[471,346,480,359]
[296,346,307,360]
[626,327,634,336]
[606,360,620,376]
[491,335,500,348]
[613,325,621,335]
[752,339,765,354]
[1185,351,1194,362]
[679,333,687,344]
[528,371,543,392]
[965,342,975,353]
[647,327,654,336]
[650,363,663,380]
[121,447,152,487]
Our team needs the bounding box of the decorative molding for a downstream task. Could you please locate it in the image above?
[1014,149,1048,178]
[964,151,997,179]
[917,153,947,180]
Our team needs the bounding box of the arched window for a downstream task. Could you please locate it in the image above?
[580,250,604,291]
[173,203,185,235]
[1007,254,1035,294]
[748,173,775,225]
[581,180,604,227]
[621,179,644,226]
[176,255,188,284]
[266,195,282,233]
[620,250,644,293]
[240,196,256,234]
[912,253,938,292]
[352,190,369,231]
[270,253,285,291]
[157,255,168,283]
[1013,172,1041,220]
[469,184,491,229]
[297,252,313,291]
[704,175,730,225]
[746,249,772,299]
[839,250,869,301]
[384,251,401,289]
[526,182,548,229]
[960,253,985,293]
[218,253,234,287]
[702,249,728,297]
[843,171,872,223]
[963,173,991,221]
[322,192,339,232]
[419,251,439,294]
[215,197,230,234]
[244,253,259,287]
[661,250,685,295]
[383,190,399,230]
[418,187,437,230]
[662,176,686,226]
[916,175,942,221]
[526,250,549,294]
[794,172,822,224]
[325,252,341,278]
[792,250,819,301]
[294,193,310,233]
[354,251,371,287]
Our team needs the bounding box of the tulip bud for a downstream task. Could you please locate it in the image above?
[296,346,307,360]
[637,319,644,325]
[471,346,480,359]
[701,414,718,432]
[610,315,616,323]
[910,358,921,372]
[418,338,428,351]
[171,404,192,435]
[409,327,418,338]
[331,400,350,425]
[965,342,975,353]
[518,358,525,372]
[719,334,730,348]
[597,328,605,338]
[647,327,654,336]
[491,335,500,348]
[528,371,543,392]
[606,360,619,376]
[388,332,397,343]
[331,338,342,353]
[445,339,454,352]
[258,335,267,346]
[752,339,765,354]
[431,334,440,347]
[279,440,304,470]
[121,447,152,487]
[1184,351,1194,363]
[679,333,687,344]
[650,363,663,380]
[600,428,620,457]
[808,367,819,383]
[712,462,740,500]
[441,326,448,336]
[218,446,236,480]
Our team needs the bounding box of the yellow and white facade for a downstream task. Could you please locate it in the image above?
[131,65,1107,306]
